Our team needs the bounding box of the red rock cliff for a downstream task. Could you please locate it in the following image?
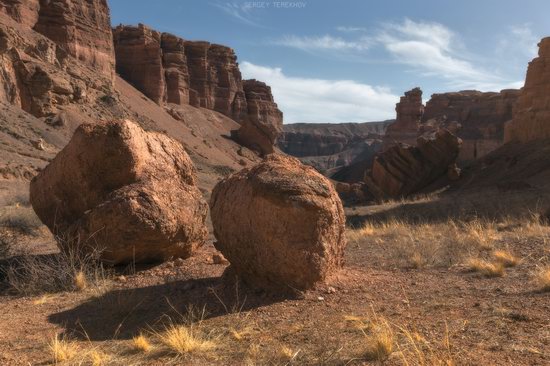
[235,79,283,155]
[113,24,283,154]
[0,0,115,80]
[505,37,550,143]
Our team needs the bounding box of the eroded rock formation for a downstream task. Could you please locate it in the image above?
[210,154,346,291]
[113,24,283,154]
[30,119,208,265]
[423,90,519,160]
[372,129,462,197]
[233,79,283,155]
[505,37,550,143]
[383,87,423,148]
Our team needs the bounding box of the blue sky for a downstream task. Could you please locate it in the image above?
[109,0,548,123]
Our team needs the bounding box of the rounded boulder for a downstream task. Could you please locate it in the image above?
[210,154,346,291]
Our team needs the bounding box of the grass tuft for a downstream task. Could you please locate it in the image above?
[132,333,152,353]
[492,250,520,267]
[49,334,78,364]
[159,323,215,355]
[363,318,394,361]
[466,258,505,277]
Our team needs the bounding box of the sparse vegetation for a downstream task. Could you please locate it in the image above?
[3,235,110,295]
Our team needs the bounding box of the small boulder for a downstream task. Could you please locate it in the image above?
[210,154,346,291]
[30,119,208,265]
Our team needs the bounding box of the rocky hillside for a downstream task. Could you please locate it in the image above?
[277,120,392,173]
[0,0,286,195]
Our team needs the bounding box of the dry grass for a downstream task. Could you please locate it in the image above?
[493,250,520,267]
[132,334,152,353]
[49,334,79,364]
[363,323,395,361]
[397,324,455,366]
[3,235,110,295]
[159,324,216,355]
[348,218,503,268]
[466,258,505,277]
[89,349,111,366]
[74,270,88,291]
[533,267,550,292]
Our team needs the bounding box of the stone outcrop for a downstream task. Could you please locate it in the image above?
[112,25,165,104]
[30,119,208,265]
[505,37,550,143]
[0,0,115,79]
[383,87,423,148]
[233,79,283,155]
[423,89,519,160]
[0,0,39,28]
[210,154,346,291]
[372,129,462,197]
[113,24,283,154]
[0,0,116,117]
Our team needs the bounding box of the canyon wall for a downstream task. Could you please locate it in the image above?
[113,24,282,154]
[505,37,550,143]
[424,90,519,161]
[0,0,114,80]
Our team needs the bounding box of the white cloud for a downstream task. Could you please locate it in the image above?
[498,24,539,59]
[376,19,514,90]
[336,26,367,33]
[277,19,524,91]
[240,61,398,123]
[273,34,371,51]
[212,2,263,27]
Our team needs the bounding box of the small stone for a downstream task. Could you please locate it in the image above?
[212,253,229,265]
[326,286,336,294]
[317,296,325,301]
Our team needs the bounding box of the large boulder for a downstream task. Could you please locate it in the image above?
[372,128,462,197]
[30,119,208,265]
[210,154,346,291]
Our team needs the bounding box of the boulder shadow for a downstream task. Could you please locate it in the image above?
[48,273,286,341]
